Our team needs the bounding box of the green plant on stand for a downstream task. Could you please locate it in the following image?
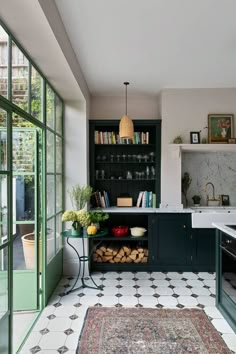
[89,210,109,230]
[68,184,93,210]
[62,210,80,235]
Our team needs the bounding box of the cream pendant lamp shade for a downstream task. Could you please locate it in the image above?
[119,82,134,139]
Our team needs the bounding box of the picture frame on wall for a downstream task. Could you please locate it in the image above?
[190,131,200,144]
[208,114,234,144]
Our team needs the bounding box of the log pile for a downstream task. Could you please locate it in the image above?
[93,243,148,263]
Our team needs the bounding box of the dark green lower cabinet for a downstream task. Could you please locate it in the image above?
[89,213,216,272]
[192,229,216,272]
[152,213,192,270]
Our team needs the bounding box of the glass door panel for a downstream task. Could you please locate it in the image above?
[0,246,9,354]
[12,115,40,312]
[0,107,10,354]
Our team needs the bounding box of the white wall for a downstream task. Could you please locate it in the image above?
[63,100,90,275]
[90,95,160,120]
[161,88,236,207]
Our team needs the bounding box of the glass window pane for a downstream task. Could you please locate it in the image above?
[47,218,55,263]
[12,130,35,173]
[0,175,8,244]
[0,246,8,318]
[46,84,55,130]
[31,66,43,121]
[12,112,33,128]
[56,136,62,174]
[47,175,55,218]
[56,175,62,213]
[12,42,29,112]
[0,25,8,99]
[47,130,54,173]
[56,95,62,134]
[56,214,62,253]
[0,109,7,171]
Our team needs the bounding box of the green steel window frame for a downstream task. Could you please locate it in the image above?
[0,17,65,353]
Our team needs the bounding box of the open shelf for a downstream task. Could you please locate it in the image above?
[170,143,236,153]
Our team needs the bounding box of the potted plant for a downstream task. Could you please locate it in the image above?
[68,184,93,210]
[89,210,109,230]
[192,195,201,206]
[62,210,80,235]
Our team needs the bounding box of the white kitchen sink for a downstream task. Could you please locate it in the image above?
[191,207,236,228]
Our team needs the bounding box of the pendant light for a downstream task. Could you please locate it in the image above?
[119,82,134,139]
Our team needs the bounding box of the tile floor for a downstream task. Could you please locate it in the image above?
[19,271,236,353]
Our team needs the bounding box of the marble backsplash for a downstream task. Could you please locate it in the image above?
[182,152,236,207]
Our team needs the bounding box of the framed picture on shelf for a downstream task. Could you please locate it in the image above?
[208,114,234,143]
[221,194,230,206]
[190,131,200,144]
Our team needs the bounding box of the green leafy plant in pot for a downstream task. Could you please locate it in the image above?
[192,195,201,206]
[89,210,109,230]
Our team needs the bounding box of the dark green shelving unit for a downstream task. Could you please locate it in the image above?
[89,120,161,207]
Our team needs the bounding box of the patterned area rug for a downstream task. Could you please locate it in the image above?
[77,307,231,354]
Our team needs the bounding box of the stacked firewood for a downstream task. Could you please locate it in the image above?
[93,243,148,263]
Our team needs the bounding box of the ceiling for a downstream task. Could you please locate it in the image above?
[54,0,236,97]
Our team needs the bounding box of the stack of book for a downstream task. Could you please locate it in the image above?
[136,191,156,208]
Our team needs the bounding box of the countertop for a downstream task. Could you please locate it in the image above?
[98,206,236,214]
[101,207,193,213]
[212,222,236,239]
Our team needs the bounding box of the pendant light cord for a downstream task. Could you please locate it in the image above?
[124,82,129,116]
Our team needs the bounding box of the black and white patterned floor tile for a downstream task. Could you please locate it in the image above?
[19,271,236,353]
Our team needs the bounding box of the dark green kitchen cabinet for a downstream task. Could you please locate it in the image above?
[153,213,192,270]
[192,229,216,272]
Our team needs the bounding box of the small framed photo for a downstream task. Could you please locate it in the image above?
[190,131,200,144]
[208,114,234,143]
[228,138,236,144]
[221,194,230,206]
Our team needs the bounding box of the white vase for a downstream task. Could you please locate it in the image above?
[221,127,227,138]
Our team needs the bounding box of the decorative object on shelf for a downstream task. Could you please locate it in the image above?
[87,224,97,235]
[62,210,81,235]
[192,195,201,206]
[119,82,134,139]
[190,131,200,144]
[208,114,234,143]
[68,184,93,210]
[182,172,192,208]
[117,196,133,207]
[89,210,109,230]
[201,137,207,144]
[173,135,183,144]
[112,225,129,237]
[221,194,230,206]
[130,227,147,237]
[228,138,236,144]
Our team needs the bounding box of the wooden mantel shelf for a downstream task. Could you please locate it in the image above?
[169,143,236,153]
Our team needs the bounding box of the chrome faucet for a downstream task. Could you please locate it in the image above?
[205,182,215,200]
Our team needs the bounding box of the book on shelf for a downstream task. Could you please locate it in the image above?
[136,190,156,208]
[93,190,110,208]
[94,130,150,145]
[136,191,144,207]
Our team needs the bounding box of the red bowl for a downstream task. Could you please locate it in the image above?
[112,225,129,237]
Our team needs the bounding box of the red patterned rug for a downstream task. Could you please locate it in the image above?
[77,307,231,354]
